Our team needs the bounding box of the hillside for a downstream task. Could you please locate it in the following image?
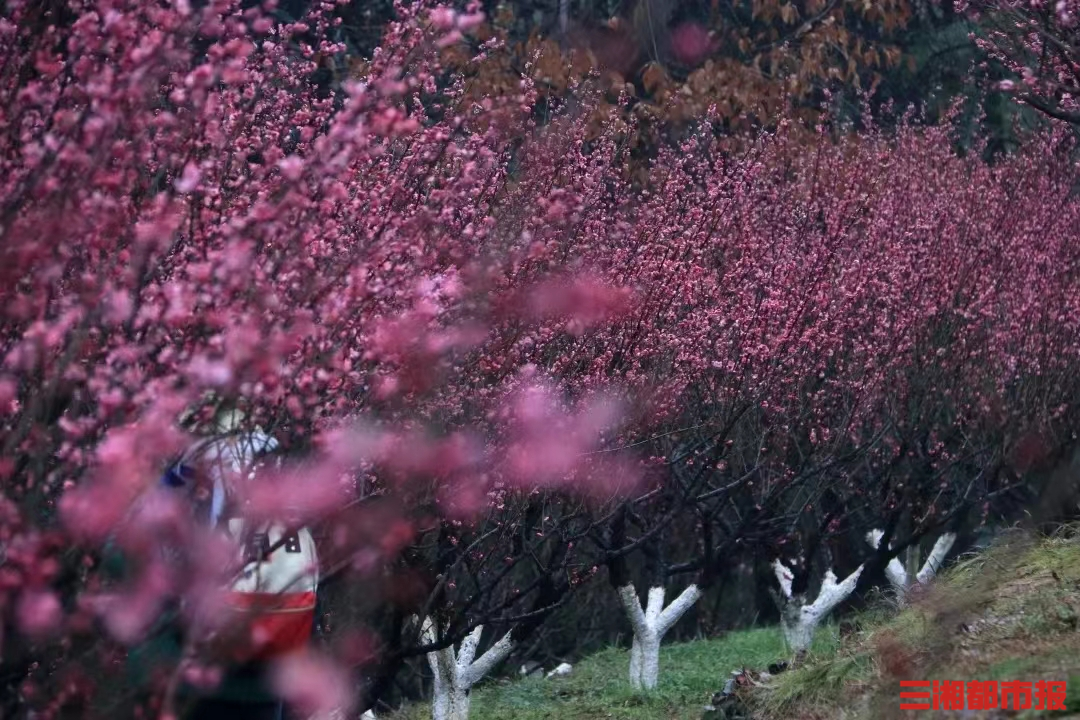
[387,529,1080,719]
[387,628,837,720]
[756,528,1080,719]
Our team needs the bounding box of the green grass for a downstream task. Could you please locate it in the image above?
[388,628,838,720]
[752,528,1080,720]
[389,529,1080,719]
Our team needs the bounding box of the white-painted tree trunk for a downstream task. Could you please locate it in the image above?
[866,530,956,603]
[772,560,863,655]
[617,583,704,690]
[312,708,374,720]
[421,617,515,720]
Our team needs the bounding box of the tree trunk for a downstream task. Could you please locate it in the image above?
[779,602,817,656]
[442,686,470,720]
[772,561,862,655]
[617,583,703,690]
[866,530,956,603]
[422,618,515,720]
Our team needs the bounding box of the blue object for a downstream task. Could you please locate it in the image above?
[162,462,195,488]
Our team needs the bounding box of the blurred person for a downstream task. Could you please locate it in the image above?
[120,410,319,720]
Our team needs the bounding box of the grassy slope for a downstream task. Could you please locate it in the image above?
[388,529,1080,719]
[755,528,1080,719]
[387,626,837,720]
